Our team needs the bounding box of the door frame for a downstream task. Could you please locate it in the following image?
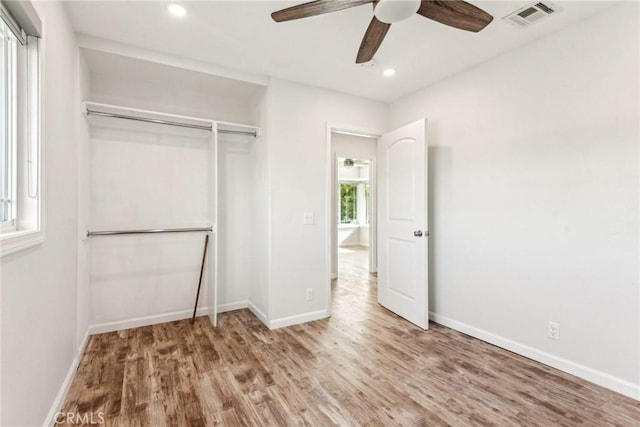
[325,122,383,315]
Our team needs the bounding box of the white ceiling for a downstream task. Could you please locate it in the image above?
[64,1,618,103]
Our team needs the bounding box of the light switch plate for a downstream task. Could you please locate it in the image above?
[303,212,314,225]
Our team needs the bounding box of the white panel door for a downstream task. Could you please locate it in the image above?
[378,119,428,329]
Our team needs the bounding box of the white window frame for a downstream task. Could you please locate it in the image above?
[0,20,16,233]
[359,182,370,225]
[0,3,43,257]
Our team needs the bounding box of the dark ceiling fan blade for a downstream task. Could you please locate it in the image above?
[272,0,373,23]
[417,0,493,32]
[356,16,391,64]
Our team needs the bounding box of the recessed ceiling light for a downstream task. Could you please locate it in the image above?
[168,3,187,17]
[383,68,396,77]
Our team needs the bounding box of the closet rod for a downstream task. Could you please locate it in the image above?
[86,109,213,131]
[85,108,258,136]
[219,129,258,137]
[86,226,213,237]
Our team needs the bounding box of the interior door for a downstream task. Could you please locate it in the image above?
[378,119,428,329]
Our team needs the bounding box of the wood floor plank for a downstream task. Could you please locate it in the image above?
[58,247,640,426]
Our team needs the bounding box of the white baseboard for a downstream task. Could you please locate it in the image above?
[88,306,210,335]
[43,329,91,427]
[269,309,329,330]
[89,302,252,335]
[248,301,269,327]
[217,300,248,313]
[429,312,640,401]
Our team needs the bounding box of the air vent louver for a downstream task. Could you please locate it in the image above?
[502,2,562,28]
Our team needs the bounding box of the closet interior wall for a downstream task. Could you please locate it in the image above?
[87,114,212,330]
[78,48,264,333]
[217,131,261,313]
[245,88,270,322]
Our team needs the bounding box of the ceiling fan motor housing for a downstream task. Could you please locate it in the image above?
[374,0,421,24]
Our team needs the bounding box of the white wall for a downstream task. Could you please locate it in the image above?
[0,2,80,424]
[217,136,254,311]
[337,227,360,247]
[390,3,639,394]
[89,71,254,125]
[76,46,91,351]
[333,133,377,160]
[267,78,387,327]
[247,88,270,322]
[358,225,369,247]
[337,163,369,181]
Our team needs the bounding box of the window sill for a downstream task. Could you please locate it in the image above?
[1,229,45,257]
[338,224,360,229]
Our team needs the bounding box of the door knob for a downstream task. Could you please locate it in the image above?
[414,230,423,237]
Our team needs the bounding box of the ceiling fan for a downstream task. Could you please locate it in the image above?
[342,158,370,167]
[271,0,494,64]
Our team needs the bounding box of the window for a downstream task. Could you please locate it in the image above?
[340,183,358,224]
[1,18,17,230]
[0,1,42,256]
[339,182,371,225]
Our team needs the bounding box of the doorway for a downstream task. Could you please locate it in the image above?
[329,129,378,303]
[336,157,372,278]
[326,120,429,329]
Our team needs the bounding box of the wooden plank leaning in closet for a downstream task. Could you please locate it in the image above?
[192,234,210,324]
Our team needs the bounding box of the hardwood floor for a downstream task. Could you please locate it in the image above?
[59,248,639,426]
[337,245,370,277]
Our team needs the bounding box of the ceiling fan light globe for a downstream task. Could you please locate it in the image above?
[374,0,420,24]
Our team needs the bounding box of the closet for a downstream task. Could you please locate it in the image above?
[78,49,265,333]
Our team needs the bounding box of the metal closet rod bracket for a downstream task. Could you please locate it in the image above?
[86,226,213,237]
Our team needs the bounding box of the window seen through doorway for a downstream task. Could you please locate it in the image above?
[339,182,370,225]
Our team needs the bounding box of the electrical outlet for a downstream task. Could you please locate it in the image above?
[306,288,313,301]
[548,321,560,340]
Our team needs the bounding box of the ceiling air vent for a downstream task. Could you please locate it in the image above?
[502,2,562,29]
